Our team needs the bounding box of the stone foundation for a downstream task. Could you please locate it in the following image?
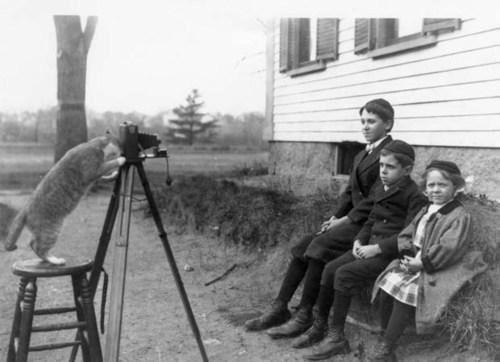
[412,145,500,200]
[267,141,500,200]
[266,141,347,196]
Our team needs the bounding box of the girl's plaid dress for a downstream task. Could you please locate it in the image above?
[377,204,441,307]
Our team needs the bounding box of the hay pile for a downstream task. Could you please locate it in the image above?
[440,194,500,352]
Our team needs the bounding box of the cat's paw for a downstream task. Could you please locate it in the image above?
[45,255,66,265]
[117,157,127,166]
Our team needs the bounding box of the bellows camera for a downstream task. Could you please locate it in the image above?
[119,122,166,161]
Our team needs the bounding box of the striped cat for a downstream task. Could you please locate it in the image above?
[4,135,125,265]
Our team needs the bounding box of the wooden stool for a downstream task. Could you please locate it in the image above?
[7,258,102,362]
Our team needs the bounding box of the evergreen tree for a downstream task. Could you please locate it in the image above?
[166,89,217,145]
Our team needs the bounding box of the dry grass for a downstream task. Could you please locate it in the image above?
[437,194,500,353]
[152,175,338,249]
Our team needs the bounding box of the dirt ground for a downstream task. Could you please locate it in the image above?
[0,190,494,362]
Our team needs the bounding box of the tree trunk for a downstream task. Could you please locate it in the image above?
[53,15,97,162]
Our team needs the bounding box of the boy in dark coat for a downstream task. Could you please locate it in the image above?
[301,140,427,359]
[245,99,395,335]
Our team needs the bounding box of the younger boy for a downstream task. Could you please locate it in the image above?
[297,140,427,359]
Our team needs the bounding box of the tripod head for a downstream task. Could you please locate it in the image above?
[119,122,172,185]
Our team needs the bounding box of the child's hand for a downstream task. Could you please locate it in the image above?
[318,216,337,234]
[352,240,362,259]
[400,255,423,273]
[357,244,381,259]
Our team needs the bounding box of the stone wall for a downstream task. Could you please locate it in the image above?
[267,141,500,201]
[267,141,347,196]
[412,145,500,200]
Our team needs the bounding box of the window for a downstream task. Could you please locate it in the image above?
[354,18,461,58]
[280,18,340,77]
[337,142,365,175]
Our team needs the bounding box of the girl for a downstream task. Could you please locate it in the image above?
[369,160,487,361]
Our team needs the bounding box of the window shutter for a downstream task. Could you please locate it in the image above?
[298,18,310,64]
[422,18,461,34]
[316,18,339,61]
[375,19,398,48]
[289,18,302,69]
[354,18,375,54]
[279,18,291,72]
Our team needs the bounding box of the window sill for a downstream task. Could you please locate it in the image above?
[288,61,326,77]
[368,35,437,59]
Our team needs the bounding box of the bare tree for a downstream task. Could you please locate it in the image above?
[53,15,97,161]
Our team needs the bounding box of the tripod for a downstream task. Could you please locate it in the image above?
[75,155,209,361]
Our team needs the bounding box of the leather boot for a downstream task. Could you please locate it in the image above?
[369,341,397,362]
[303,325,350,360]
[291,316,328,349]
[266,306,313,339]
[244,300,291,331]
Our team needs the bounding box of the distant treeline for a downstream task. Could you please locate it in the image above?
[0,107,269,150]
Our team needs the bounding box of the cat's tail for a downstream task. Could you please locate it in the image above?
[4,209,26,251]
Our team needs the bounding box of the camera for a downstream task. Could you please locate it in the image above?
[119,122,167,161]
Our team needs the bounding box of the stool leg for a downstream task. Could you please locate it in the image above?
[72,274,91,362]
[16,279,36,362]
[7,277,28,362]
[80,275,103,362]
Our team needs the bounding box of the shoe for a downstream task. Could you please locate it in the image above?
[368,341,397,362]
[244,300,291,331]
[291,316,328,349]
[267,306,313,339]
[303,326,350,360]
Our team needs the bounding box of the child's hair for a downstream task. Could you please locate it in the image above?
[423,160,466,190]
[380,139,415,168]
[359,98,394,132]
[380,148,414,168]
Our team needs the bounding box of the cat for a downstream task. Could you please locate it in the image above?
[4,134,126,265]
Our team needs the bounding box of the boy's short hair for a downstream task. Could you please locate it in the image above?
[359,98,394,132]
[381,140,415,167]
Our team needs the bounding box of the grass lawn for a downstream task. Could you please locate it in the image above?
[0,142,269,190]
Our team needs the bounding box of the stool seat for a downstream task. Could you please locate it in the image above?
[7,257,102,362]
[12,258,93,278]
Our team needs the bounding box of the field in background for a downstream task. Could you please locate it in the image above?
[0,142,269,190]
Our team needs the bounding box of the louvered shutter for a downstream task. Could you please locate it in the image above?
[354,18,375,54]
[298,18,310,64]
[289,18,302,69]
[423,18,461,34]
[375,19,398,48]
[316,18,339,61]
[279,18,291,72]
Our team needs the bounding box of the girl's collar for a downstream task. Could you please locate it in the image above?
[426,198,462,215]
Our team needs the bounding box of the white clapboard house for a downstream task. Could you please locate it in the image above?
[265,18,500,199]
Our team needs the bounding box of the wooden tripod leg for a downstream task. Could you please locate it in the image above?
[104,164,135,361]
[89,172,122,298]
[136,163,209,362]
[69,169,122,362]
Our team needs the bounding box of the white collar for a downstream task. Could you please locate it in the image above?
[366,135,388,153]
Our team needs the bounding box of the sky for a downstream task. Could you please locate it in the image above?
[0,1,270,115]
[0,0,496,116]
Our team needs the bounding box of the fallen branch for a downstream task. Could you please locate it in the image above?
[204,263,238,286]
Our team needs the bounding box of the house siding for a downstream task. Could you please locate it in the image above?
[268,18,500,199]
[272,18,500,147]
